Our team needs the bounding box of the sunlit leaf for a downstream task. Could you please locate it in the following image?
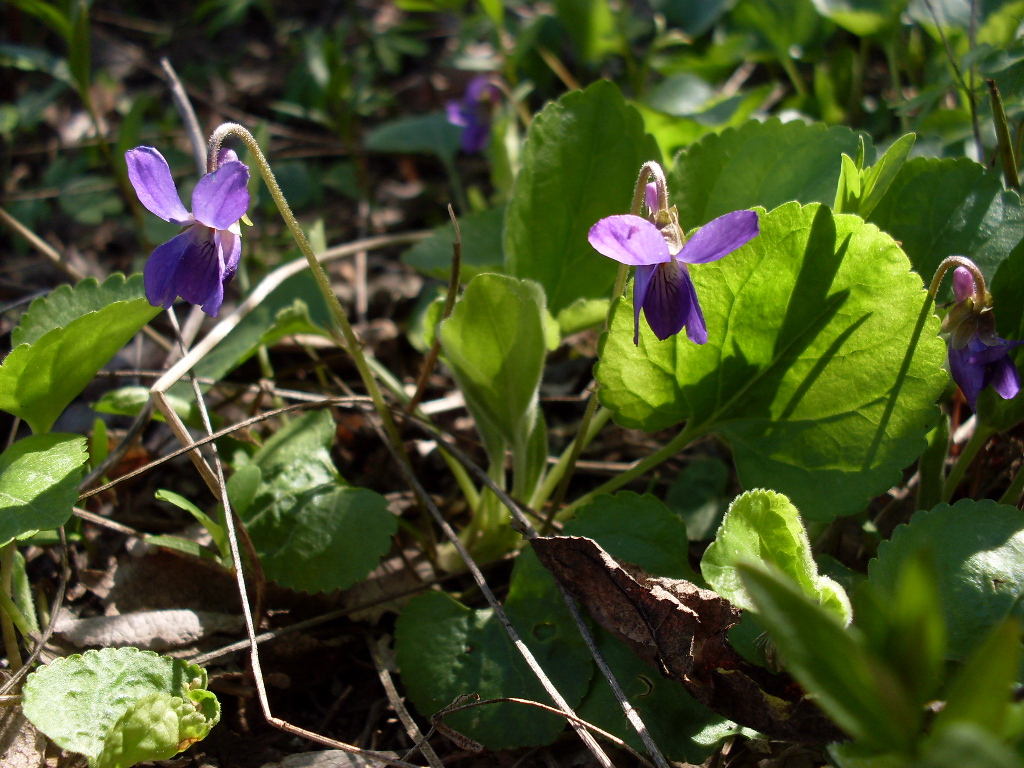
[0,434,87,546]
[596,203,946,522]
[0,276,160,433]
[701,489,851,622]
[668,119,867,231]
[22,648,219,768]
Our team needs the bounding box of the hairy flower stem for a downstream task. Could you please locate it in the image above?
[207,123,408,464]
[540,162,671,522]
[929,256,988,301]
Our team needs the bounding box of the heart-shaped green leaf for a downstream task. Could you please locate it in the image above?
[668,119,867,230]
[596,202,946,522]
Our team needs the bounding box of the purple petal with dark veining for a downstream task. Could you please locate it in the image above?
[218,229,242,283]
[191,161,250,230]
[125,147,191,225]
[143,227,199,309]
[678,210,759,265]
[589,215,670,266]
[639,260,695,341]
[174,228,227,316]
[680,274,708,344]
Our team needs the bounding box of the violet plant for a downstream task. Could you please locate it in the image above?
[7,6,1024,767]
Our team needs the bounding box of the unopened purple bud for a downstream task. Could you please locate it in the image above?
[952,267,976,304]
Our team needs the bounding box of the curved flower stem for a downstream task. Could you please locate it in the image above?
[929,256,987,301]
[207,123,408,464]
[558,419,705,520]
[942,423,994,502]
[632,161,667,214]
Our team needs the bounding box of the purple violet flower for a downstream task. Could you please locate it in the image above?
[944,266,1023,409]
[126,146,250,317]
[446,76,501,154]
[588,184,759,345]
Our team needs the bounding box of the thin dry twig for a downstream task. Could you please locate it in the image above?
[368,416,616,768]
[367,635,445,768]
[399,414,671,768]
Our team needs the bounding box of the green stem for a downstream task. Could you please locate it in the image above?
[884,37,909,133]
[0,545,28,671]
[532,405,612,514]
[999,454,1024,507]
[988,79,1020,190]
[363,354,480,510]
[207,123,409,467]
[942,424,994,502]
[558,419,705,520]
[780,54,808,99]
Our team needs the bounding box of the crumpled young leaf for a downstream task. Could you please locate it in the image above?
[22,647,219,768]
[701,489,852,623]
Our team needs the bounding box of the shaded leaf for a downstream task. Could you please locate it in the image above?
[504,80,661,313]
[0,434,87,546]
[402,206,505,281]
[868,499,1024,661]
[395,549,592,749]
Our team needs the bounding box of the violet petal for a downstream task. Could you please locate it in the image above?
[143,227,198,309]
[125,147,192,225]
[640,261,694,341]
[948,343,986,409]
[681,274,708,345]
[990,354,1022,400]
[588,215,671,266]
[678,210,759,265]
[460,120,490,154]
[632,264,658,345]
[446,100,469,128]
[218,228,242,283]
[174,228,226,316]
[191,161,250,230]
